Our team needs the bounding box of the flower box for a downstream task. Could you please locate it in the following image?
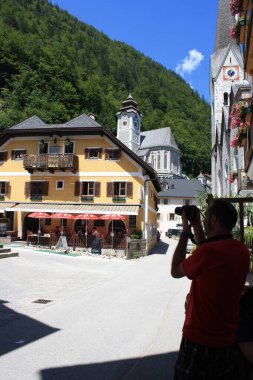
[81,196,94,202]
[112,197,126,203]
[30,196,42,201]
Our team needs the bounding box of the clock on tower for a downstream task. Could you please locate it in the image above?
[223,66,239,81]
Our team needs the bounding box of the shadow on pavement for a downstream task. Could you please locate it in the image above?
[149,240,169,255]
[40,351,178,380]
[0,299,60,356]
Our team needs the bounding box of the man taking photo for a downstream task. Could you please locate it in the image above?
[171,199,249,379]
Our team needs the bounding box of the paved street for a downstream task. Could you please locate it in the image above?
[0,238,190,380]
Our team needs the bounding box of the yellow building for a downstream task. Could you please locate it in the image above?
[0,113,160,252]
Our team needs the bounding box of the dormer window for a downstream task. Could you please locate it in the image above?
[0,152,7,162]
[85,148,102,159]
[105,149,121,160]
[11,149,27,160]
[122,121,128,126]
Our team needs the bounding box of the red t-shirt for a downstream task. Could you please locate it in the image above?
[182,238,249,347]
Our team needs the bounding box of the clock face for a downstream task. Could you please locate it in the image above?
[223,66,239,80]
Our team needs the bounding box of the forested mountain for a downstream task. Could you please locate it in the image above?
[0,0,211,176]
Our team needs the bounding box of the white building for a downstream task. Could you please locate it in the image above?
[210,0,245,196]
[157,179,204,237]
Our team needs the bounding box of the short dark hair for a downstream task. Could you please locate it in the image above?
[208,199,237,231]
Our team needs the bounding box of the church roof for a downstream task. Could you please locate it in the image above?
[215,0,236,51]
[137,127,179,152]
[158,179,204,198]
[116,93,141,115]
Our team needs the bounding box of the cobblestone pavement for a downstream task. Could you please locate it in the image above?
[0,237,190,380]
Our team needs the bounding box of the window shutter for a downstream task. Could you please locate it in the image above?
[75,181,80,196]
[84,149,89,159]
[25,182,30,198]
[43,181,49,196]
[98,148,102,159]
[11,150,15,160]
[0,152,7,161]
[116,150,121,159]
[107,182,113,197]
[5,182,10,196]
[105,149,109,159]
[94,182,101,197]
[126,182,133,198]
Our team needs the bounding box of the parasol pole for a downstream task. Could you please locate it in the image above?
[86,220,88,247]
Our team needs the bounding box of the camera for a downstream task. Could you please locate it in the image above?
[175,205,198,222]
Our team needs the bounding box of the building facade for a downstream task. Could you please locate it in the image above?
[157,179,203,237]
[0,113,160,252]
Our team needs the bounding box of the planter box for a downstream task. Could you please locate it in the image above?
[129,239,147,257]
[81,197,94,202]
[30,196,42,201]
[112,198,126,203]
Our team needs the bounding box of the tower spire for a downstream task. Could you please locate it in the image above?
[215,0,236,51]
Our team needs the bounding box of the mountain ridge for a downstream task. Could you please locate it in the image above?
[0,0,211,176]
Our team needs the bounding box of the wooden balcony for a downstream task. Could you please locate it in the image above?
[23,154,78,173]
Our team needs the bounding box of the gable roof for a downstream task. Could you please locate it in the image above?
[210,44,243,80]
[137,127,179,152]
[158,179,204,198]
[0,114,161,192]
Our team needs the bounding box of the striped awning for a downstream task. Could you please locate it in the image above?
[0,202,16,213]
[5,203,140,215]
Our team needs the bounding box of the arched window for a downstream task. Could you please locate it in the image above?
[223,92,228,105]
[164,151,168,170]
[157,152,160,170]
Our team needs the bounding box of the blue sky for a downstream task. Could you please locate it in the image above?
[52,0,219,103]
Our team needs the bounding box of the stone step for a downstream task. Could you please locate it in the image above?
[0,248,12,254]
[0,251,19,259]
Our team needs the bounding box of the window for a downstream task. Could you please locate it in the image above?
[85,148,102,159]
[0,182,9,195]
[82,182,95,196]
[11,149,26,160]
[163,198,168,205]
[123,121,128,126]
[170,213,175,220]
[157,152,160,170]
[107,182,133,198]
[25,181,49,198]
[75,182,100,197]
[56,180,64,190]
[39,142,48,154]
[183,199,190,205]
[129,215,137,228]
[114,182,126,197]
[164,151,168,170]
[0,152,7,162]
[64,142,74,154]
[105,149,121,160]
[157,213,160,220]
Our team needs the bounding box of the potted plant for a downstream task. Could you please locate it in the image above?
[230,133,240,148]
[39,139,45,150]
[64,137,71,147]
[228,171,238,183]
[229,22,241,41]
[229,0,243,16]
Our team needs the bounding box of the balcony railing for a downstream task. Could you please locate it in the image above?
[23,154,78,173]
[238,169,253,192]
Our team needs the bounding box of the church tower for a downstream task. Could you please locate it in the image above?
[210,0,244,196]
[116,93,142,152]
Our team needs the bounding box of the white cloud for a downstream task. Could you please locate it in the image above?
[176,49,204,76]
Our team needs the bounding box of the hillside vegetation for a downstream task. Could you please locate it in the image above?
[0,0,211,176]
